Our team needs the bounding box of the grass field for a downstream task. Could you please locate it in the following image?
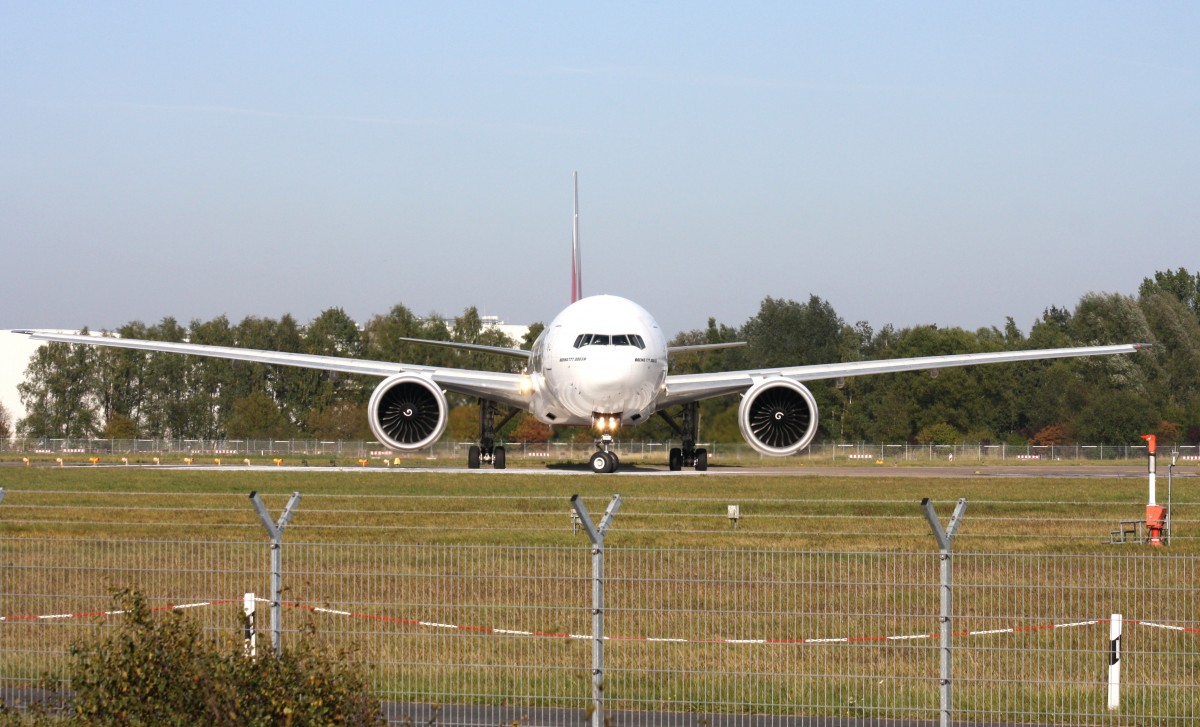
[1,464,1197,723]
[0,462,1194,551]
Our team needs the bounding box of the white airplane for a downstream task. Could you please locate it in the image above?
[17,175,1146,473]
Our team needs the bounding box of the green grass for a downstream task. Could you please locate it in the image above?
[1,466,1196,724]
[0,464,1191,551]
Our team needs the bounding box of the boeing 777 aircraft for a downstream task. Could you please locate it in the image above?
[17,176,1146,473]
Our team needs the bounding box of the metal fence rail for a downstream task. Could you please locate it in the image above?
[2,492,1198,725]
[6,437,1199,464]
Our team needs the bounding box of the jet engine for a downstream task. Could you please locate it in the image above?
[367,374,448,451]
[737,378,820,457]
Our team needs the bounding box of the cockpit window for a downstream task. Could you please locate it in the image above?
[573,333,647,349]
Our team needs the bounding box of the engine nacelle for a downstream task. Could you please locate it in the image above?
[738,378,820,457]
[368,374,448,451]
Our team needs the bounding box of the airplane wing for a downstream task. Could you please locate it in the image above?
[16,330,532,409]
[396,337,531,359]
[667,341,747,354]
[658,343,1148,408]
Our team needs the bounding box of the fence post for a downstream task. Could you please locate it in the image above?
[249,490,301,658]
[1108,613,1122,709]
[922,497,967,727]
[244,592,257,657]
[571,494,622,727]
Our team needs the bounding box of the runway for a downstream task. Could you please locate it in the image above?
[23,461,1190,479]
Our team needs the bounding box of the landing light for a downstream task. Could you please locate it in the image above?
[592,414,622,432]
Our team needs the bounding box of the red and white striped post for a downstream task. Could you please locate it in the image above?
[1141,435,1166,547]
[244,592,257,658]
[1108,613,1122,709]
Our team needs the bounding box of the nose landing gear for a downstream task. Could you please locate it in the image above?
[590,433,619,474]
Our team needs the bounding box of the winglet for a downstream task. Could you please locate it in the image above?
[571,171,582,303]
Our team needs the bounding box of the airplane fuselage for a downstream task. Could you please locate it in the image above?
[528,295,668,428]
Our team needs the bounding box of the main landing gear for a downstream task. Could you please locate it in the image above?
[657,402,708,472]
[468,399,518,470]
[590,433,620,474]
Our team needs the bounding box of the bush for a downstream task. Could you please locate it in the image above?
[1030,423,1073,446]
[914,423,959,445]
[4,589,383,726]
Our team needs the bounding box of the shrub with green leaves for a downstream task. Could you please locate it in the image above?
[7,589,383,726]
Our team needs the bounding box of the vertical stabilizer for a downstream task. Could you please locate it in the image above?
[571,171,582,303]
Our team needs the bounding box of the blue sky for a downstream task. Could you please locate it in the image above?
[2,2,1197,341]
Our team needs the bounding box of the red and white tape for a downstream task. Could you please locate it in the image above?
[7,598,1197,644]
[0,600,237,622]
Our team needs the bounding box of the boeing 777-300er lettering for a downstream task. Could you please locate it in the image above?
[17,175,1147,473]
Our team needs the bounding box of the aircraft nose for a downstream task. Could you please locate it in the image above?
[583,359,627,391]
[577,356,631,405]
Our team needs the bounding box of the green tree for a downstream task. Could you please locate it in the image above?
[915,422,960,445]
[187,316,236,439]
[1138,292,1200,438]
[294,307,371,421]
[267,314,309,427]
[0,400,12,440]
[17,332,101,439]
[93,323,150,436]
[521,322,546,351]
[100,412,139,440]
[137,318,195,439]
[224,391,294,440]
[305,401,371,441]
[222,314,309,430]
[363,303,439,366]
[452,306,519,372]
[1139,267,1200,317]
[741,295,843,368]
[1065,293,1160,442]
[669,317,744,376]
[446,404,478,441]
[703,404,742,442]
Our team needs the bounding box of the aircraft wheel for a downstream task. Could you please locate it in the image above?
[590,451,612,474]
[668,447,683,471]
[493,446,506,470]
[695,448,708,471]
[468,446,481,469]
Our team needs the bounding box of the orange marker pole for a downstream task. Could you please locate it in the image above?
[1141,434,1164,546]
[1141,434,1157,505]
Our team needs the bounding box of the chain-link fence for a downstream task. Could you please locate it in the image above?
[1,489,1197,725]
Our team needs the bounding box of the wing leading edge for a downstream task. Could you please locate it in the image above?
[16,331,1148,418]
[18,331,533,410]
[658,343,1148,408]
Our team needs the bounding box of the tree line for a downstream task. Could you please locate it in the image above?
[16,268,1200,446]
[16,305,528,442]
